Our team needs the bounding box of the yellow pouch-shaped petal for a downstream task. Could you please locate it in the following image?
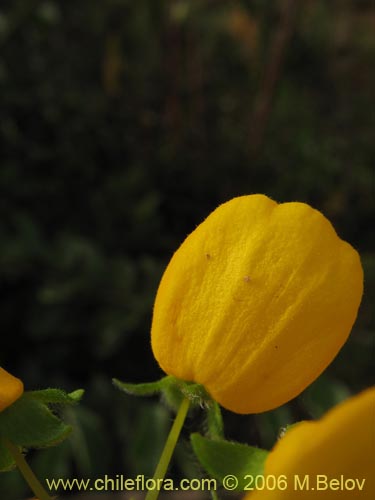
[151,195,363,413]
[245,386,375,499]
[0,366,24,412]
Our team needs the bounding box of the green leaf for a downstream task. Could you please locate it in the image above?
[191,433,268,491]
[0,394,72,449]
[28,388,84,405]
[0,438,16,472]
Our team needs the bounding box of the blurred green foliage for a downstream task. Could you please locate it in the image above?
[0,0,374,497]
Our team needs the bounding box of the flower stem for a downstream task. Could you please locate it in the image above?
[146,397,190,500]
[3,438,53,500]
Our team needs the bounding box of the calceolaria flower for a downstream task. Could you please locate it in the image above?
[244,386,375,499]
[0,367,24,412]
[151,195,363,413]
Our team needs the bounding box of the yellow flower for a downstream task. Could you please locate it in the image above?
[151,195,363,413]
[0,367,24,412]
[244,387,375,499]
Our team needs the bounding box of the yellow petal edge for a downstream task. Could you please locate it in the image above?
[151,195,363,413]
[0,366,24,412]
[245,386,375,499]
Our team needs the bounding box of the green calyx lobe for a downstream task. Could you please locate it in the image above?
[113,375,223,439]
[113,375,212,409]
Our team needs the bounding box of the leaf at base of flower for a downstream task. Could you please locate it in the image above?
[191,433,268,491]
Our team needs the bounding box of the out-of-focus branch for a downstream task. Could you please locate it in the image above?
[248,0,299,157]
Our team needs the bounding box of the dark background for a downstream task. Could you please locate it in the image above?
[0,0,374,498]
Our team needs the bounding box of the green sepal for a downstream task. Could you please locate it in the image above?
[0,388,84,472]
[112,376,171,396]
[113,375,214,412]
[28,388,84,405]
[191,433,268,491]
[68,389,85,402]
[162,379,212,412]
[159,377,186,410]
[206,401,224,439]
